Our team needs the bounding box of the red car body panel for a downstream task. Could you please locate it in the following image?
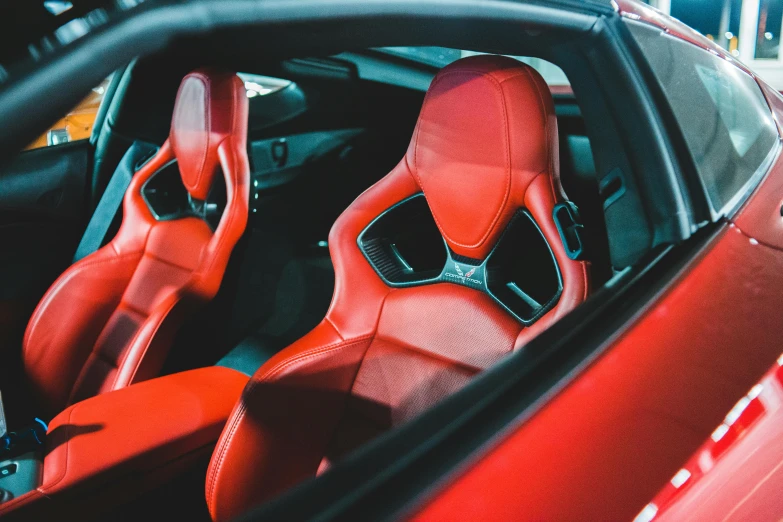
[409,7,783,519]
[641,357,783,521]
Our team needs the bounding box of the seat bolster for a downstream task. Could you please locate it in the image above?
[326,160,419,339]
[205,320,374,522]
[22,246,142,416]
[68,287,199,404]
[190,137,250,298]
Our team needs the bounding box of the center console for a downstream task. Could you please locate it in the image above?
[0,366,248,520]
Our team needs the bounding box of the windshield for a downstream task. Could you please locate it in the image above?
[379,46,570,86]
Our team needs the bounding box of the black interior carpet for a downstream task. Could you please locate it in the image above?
[216,226,335,376]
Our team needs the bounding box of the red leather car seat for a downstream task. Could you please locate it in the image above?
[205,55,590,522]
[23,69,250,416]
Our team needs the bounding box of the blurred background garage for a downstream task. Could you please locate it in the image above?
[643,0,783,88]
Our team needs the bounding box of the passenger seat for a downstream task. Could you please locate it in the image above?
[22,69,250,416]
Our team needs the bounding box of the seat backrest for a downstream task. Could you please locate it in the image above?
[205,55,590,522]
[23,69,250,416]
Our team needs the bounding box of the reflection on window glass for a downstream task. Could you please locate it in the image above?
[755,0,783,59]
[671,0,743,56]
[379,47,570,85]
[629,23,779,213]
[694,64,767,156]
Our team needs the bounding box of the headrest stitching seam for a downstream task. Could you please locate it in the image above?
[201,137,234,276]
[520,66,559,199]
[193,73,212,195]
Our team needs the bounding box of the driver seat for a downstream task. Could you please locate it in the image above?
[205,55,590,521]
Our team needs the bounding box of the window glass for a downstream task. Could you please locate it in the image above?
[24,73,290,151]
[378,47,570,85]
[25,76,111,151]
[629,24,779,213]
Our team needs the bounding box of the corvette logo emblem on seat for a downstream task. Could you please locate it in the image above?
[454,263,476,279]
[446,262,482,285]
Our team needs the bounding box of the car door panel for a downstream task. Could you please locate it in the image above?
[0,141,88,220]
[250,129,364,191]
[0,140,91,361]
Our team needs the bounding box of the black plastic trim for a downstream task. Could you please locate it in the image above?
[140,159,224,230]
[89,67,126,147]
[357,193,447,287]
[358,196,563,325]
[552,201,586,260]
[0,0,598,166]
[484,210,563,324]
[140,159,189,221]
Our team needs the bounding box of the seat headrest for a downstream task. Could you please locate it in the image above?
[405,55,561,260]
[170,69,248,200]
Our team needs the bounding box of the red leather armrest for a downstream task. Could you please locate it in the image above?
[0,366,248,519]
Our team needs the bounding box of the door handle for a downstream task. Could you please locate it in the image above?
[271,138,288,168]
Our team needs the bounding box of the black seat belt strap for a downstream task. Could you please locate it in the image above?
[73,141,158,262]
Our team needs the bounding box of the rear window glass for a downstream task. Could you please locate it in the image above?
[378,47,570,86]
[629,24,779,214]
